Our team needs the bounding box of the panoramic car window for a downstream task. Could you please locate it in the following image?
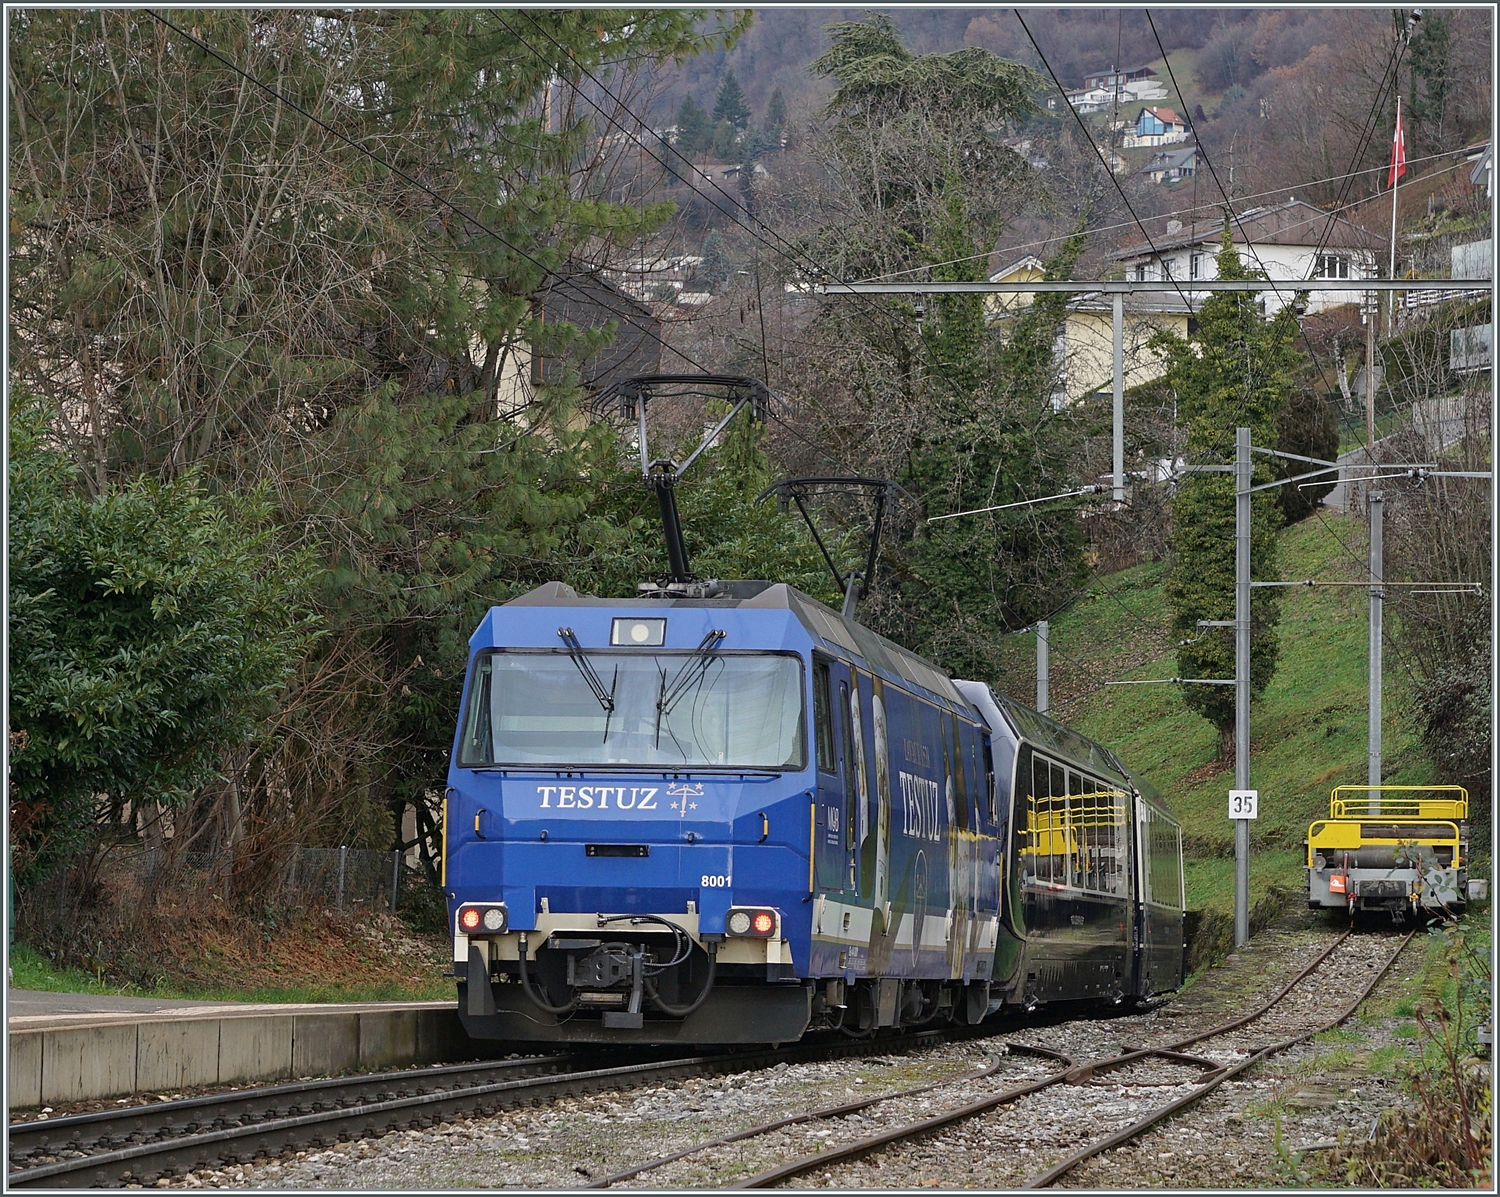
[458,650,806,770]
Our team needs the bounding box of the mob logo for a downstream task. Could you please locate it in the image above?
[536,785,659,811]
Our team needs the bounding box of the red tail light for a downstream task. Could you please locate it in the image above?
[726,906,778,937]
[457,904,507,933]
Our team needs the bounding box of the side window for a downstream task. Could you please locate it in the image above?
[1050,763,1068,886]
[1147,811,1183,909]
[458,654,494,766]
[982,741,997,824]
[1116,786,1131,895]
[1025,754,1048,884]
[947,714,968,833]
[1073,771,1094,890]
[814,658,836,774]
[1101,782,1116,893]
[1067,769,1084,888]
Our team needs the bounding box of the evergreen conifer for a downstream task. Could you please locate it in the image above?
[713,70,751,129]
[699,231,730,292]
[1153,225,1306,758]
[675,94,712,154]
[765,87,788,135]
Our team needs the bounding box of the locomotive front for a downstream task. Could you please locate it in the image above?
[445,583,818,1044]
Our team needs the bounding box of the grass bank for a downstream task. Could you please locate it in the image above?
[9,908,452,1004]
[996,510,1436,943]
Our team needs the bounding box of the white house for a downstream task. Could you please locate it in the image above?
[1053,85,1115,113]
[985,257,1191,402]
[1083,64,1158,90]
[1083,66,1168,102]
[1110,200,1385,315]
[1123,80,1168,103]
[1122,107,1188,148]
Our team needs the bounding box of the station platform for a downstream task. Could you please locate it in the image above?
[7,989,467,1111]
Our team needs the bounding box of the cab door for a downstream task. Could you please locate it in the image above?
[812,655,846,893]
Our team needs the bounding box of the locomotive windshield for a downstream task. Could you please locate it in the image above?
[458,650,806,770]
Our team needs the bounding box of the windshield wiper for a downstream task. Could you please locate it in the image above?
[657,629,727,720]
[558,628,616,712]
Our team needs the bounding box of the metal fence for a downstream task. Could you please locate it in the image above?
[113,845,423,913]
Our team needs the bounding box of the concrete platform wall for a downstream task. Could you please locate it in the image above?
[8,1007,474,1109]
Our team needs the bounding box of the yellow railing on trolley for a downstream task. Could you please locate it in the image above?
[1308,819,1463,868]
[1328,784,1469,821]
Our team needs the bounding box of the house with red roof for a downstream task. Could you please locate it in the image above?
[1123,107,1188,148]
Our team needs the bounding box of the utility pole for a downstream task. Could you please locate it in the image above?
[1233,427,1252,949]
[1113,292,1125,501]
[1036,621,1050,714]
[1368,492,1384,809]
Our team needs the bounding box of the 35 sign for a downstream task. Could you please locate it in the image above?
[1228,790,1259,820]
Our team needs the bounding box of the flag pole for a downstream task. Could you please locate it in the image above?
[1388,94,1402,325]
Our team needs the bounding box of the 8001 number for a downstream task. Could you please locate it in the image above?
[701,874,731,888]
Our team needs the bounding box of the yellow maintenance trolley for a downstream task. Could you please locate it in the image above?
[1306,785,1473,920]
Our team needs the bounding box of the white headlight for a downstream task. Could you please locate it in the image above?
[728,911,751,935]
[482,907,505,931]
[611,617,665,646]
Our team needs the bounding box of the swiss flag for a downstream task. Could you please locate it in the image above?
[1388,106,1407,188]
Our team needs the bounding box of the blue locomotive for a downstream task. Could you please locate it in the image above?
[443,578,1185,1045]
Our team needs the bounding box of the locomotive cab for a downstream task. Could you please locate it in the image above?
[446,580,817,1044]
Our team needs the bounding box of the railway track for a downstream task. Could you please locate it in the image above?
[584,1043,1077,1189]
[12,930,1411,1189]
[565,929,1411,1189]
[6,1028,970,1188]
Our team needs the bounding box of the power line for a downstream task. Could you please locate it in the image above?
[502,10,910,347]
[1146,13,1304,317]
[1306,24,1411,269]
[1014,10,1289,474]
[145,10,721,388]
[1013,10,1199,324]
[1144,11,1351,468]
[856,146,1473,286]
[504,9,952,484]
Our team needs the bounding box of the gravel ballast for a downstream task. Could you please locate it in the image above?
[138,909,1441,1190]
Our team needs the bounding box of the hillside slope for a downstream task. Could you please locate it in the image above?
[994,510,1436,954]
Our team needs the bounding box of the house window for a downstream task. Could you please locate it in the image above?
[1315,254,1350,280]
[1133,263,1147,282]
[1190,252,1204,279]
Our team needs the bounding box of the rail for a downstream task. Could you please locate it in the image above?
[7,1028,970,1188]
[1023,930,1415,1187]
[707,929,1414,1189]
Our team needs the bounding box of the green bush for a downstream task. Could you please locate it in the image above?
[7,393,322,882]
